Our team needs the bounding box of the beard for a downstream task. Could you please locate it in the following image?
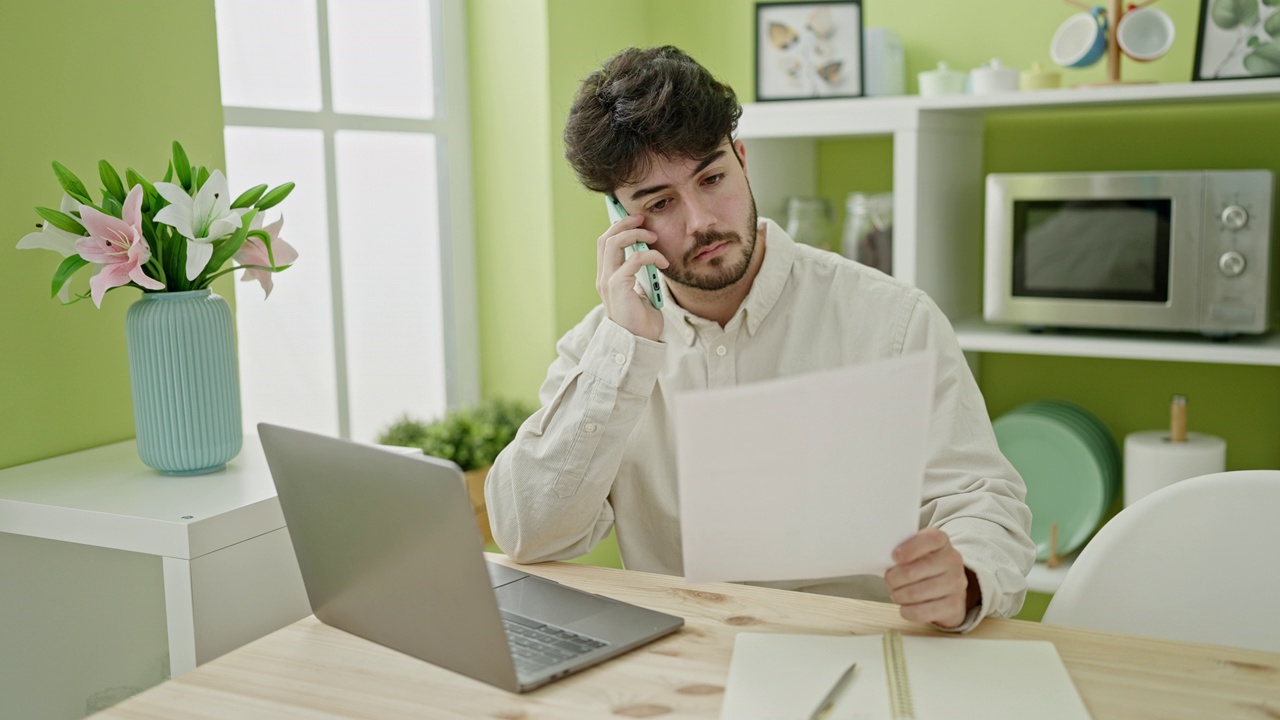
[661,193,760,292]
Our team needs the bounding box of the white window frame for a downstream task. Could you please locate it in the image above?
[220,0,478,437]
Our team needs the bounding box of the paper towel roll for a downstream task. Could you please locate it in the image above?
[1123,430,1226,506]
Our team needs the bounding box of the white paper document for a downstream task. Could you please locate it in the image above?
[674,351,936,583]
[721,632,1092,720]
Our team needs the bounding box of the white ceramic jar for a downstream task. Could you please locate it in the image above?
[970,58,1020,95]
[917,61,967,96]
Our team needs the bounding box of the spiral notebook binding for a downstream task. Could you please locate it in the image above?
[882,630,916,719]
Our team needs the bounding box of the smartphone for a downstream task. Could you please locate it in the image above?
[605,194,664,310]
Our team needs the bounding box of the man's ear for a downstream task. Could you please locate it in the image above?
[733,139,748,179]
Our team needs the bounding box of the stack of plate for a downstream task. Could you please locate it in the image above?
[991,401,1120,562]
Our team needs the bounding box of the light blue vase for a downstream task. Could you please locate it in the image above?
[125,289,242,475]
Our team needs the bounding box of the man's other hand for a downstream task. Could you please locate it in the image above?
[883,528,979,629]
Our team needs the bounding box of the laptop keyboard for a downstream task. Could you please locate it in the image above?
[502,612,608,675]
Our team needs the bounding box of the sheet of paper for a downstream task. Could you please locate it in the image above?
[721,633,1093,720]
[675,351,936,583]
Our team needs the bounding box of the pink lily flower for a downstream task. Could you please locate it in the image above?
[76,185,164,307]
[234,215,298,299]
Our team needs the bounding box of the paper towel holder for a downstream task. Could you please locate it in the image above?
[1168,394,1186,443]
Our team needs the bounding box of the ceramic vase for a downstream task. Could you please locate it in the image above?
[125,289,242,474]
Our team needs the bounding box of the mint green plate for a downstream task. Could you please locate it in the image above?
[1020,402,1120,509]
[992,411,1109,562]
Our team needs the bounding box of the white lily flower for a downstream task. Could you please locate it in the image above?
[154,169,248,280]
[16,194,87,302]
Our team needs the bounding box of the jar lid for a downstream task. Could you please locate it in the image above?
[1021,61,1061,79]
[973,58,1019,76]
[919,61,966,80]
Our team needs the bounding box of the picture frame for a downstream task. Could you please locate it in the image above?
[1192,0,1280,81]
[755,1,863,101]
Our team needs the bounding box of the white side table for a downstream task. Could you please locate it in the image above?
[0,435,309,678]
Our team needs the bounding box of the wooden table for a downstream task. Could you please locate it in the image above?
[96,556,1280,719]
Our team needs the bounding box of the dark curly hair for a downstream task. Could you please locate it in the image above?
[563,46,742,194]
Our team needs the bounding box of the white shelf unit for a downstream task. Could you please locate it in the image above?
[738,78,1280,366]
[0,437,310,679]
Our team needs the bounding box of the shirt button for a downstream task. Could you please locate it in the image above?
[614,353,626,365]
[584,422,598,433]
[715,345,727,357]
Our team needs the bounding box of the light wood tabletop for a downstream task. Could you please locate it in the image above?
[96,554,1280,719]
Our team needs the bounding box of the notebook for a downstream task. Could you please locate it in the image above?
[720,631,1092,719]
[258,423,684,693]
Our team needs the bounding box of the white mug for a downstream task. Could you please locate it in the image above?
[1116,6,1175,62]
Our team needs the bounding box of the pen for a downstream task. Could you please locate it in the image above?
[809,661,858,720]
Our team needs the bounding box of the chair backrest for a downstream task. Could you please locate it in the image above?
[1041,469,1280,653]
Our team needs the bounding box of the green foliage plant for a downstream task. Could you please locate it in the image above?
[378,398,537,471]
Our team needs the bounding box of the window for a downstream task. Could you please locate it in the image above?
[214,0,477,441]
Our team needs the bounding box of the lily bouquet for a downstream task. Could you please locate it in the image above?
[17,141,297,307]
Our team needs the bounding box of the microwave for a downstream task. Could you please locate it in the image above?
[984,170,1274,337]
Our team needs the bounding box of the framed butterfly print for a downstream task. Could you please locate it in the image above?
[755,1,863,101]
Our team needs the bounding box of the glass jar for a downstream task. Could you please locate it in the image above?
[784,196,834,252]
[843,192,893,274]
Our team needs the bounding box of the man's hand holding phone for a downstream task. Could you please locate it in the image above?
[598,197,668,342]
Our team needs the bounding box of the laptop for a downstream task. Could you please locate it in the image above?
[258,422,684,693]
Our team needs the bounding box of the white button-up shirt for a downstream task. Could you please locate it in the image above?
[487,219,1034,630]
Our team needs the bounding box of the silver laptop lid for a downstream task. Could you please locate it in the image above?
[259,422,520,691]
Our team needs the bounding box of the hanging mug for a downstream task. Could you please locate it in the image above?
[1117,6,1176,62]
[1051,6,1109,68]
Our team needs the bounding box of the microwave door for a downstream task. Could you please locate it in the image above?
[1012,199,1172,304]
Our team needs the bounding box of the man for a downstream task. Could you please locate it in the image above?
[486,46,1034,631]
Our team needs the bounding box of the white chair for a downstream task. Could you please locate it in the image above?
[1042,469,1280,653]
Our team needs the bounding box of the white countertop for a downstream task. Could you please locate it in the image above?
[0,435,282,559]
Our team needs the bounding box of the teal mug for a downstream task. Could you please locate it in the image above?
[1051,6,1109,68]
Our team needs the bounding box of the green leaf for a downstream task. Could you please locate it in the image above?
[102,196,123,218]
[51,161,92,204]
[1264,0,1280,7]
[35,207,87,235]
[172,141,192,190]
[98,160,126,203]
[1267,10,1280,36]
[255,182,295,211]
[173,229,190,290]
[141,215,165,271]
[51,255,89,300]
[1243,40,1280,73]
[126,168,160,214]
[1211,0,1259,28]
[199,209,257,287]
[231,183,268,209]
[194,165,210,190]
[163,162,174,184]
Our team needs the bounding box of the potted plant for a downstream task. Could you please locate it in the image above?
[378,398,536,544]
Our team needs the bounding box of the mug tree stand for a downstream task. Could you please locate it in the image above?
[1064,0,1164,86]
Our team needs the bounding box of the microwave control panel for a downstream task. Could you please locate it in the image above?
[1201,171,1273,334]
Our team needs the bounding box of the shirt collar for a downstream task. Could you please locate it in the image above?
[661,217,797,346]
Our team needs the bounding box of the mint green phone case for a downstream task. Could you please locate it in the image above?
[605,195,663,310]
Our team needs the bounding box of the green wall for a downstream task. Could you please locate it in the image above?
[467,1,559,401]
[0,1,229,470]
[472,0,1280,475]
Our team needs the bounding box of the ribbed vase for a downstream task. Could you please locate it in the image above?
[125,289,242,475]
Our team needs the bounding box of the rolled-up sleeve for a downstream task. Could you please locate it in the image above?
[899,291,1036,631]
